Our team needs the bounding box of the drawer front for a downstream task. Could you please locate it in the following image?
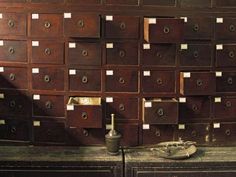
[67,0,101,4]
[179,97,211,122]
[0,40,27,63]
[143,100,178,124]
[104,0,138,5]
[216,44,236,67]
[0,67,28,89]
[0,119,29,141]
[64,14,100,38]
[67,105,102,128]
[0,91,30,117]
[180,0,212,8]
[216,18,236,41]
[105,41,138,65]
[31,67,64,91]
[0,13,26,36]
[31,0,64,2]
[142,125,174,144]
[32,95,65,118]
[180,72,216,95]
[105,69,138,92]
[213,97,236,119]
[33,120,66,143]
[116,124,139,146]
[142,70,176,93]
[183,17,213,40]
[144,18,184,43]
[30,13,62,37]
[31,40,64,64]
[216,0,236,7]
[175,123,210,144]
[216,72,236,93]
[142,44,176,66]
[69,69,101,92]
[105,97,139,120]
[143,0,176,6]
[105,15,139,39]
[68,42,101,66]
[179,44,212,67]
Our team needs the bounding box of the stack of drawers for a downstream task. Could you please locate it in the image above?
[0,0,235,146]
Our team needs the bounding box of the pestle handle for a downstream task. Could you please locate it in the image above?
[111,114,115,131]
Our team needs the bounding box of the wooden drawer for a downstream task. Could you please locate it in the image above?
[67,97,102,128]
[183,17,213,40]
[144,18,184,43]
[105,15,139,39]
[216,44,236,67]
[67,0,101,4]
[31,40,64,64]
[216,18,236,41]
[105,97,139,121]
[175,123,210,144]
[180,0,212,8]
[143,0,176,6]
[215,0,236,7]
[0,66,28,90]
[142,70,176,93]
[104,0,138,5]
[179,44,212,67]
[64,13,100,38]
[0,91,30,117]
[31,67,64,91]
[105,41,138,65]
[0,13,26,36]
[69,69,101,92]
[142,43,176,66]
[67,42,101,66]
[30,13,62,37]
[216,71,236,93]
[105,69,138,93]
[142,125,174,144]
[33,120,66,143]
[143,98,178,125]
[0,119,29,141]
[179,96,211,122]
[180,72,216,96]
[0,40,27,63]
[32,94,65,118]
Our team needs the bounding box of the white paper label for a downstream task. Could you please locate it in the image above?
[216,71,222,77]
[144,102,152,108]
[69,43,76,48]
[106,15,113,21]
[33,95,40,100]
[181,44,188,50]
[183,72,191,78]
[143,71,151,76]
[106,124,112,130]
[216,18,223,23]
[64,13,71,18]
[0,14,2,19]
[214,97,222,103]
[143,124,150,130]
[180,17,188,23]
[106,70,113,76]
[0,67,4,72]
[143,44,150,50]
[214,123,221,129]
[32,14,39,19]
[67,105,74,111]
[106,97,113,103]
[33,121,40,127]
[32,41,39,47]
[148,18,156,24]
[178,124,186,130]
[216,44,223,50]
[0,120,5,125]
[179,97,186,103]
[106,43,113,49]
[0,93,4,99]
[69,69,76,75]
[32,68,39,74]
[0,40,4,46]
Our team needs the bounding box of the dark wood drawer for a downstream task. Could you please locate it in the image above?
[69,69,101,92]
[183,17,213,40]
[30,13,63,37]
[104,0,138,5]
[179,96,211,122]
[105,41,138,65]
[142,70,176,93]
[31,67,64,91]
[216,71,236,93]
[0,40,27,63]
[105,69,138,93]
[64,13,100,38]
[32,94,65,118]
[0,90,30,117]
[105,97,139,121]
[216,0,236,7]
[143,0,176,6]
[67,0,101,4]
[216,18,236,41]
[142,43,176,66]
[144,18,184,43]
[0,119,29,141]
[0,13,26,36]
[31,40,64,64]
[180,0,212,8]
[216,44,236,67]
[105,15,139,39]
[179,44,212,67]
[67,42,101,66]
[180,72,216,96]
[0,66,28,89]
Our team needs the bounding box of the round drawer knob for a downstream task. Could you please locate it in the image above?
[83,129,89,137]
[44,48,51,55]
[119,50,126,58]
[163,26,170,34]
[193,51,199,58]
[157,108,164,117]
[155,130,161,137]
[119,77,125,84]
[156,78,163,85]
[119,22,126,30]
[82,50,88,57]
[44,75,51,83]
[44,21,51,28]
[227,77,233,85]
[8,20,15,28]
[193,24,199,31]
[82,112,88,120]
[9,100,16,108]
[8,47,15,54]
[9,73,16,81]
[77,20,84,28]
[191,131,197,137]
[225,101,232,108]
[119,103,125,111]
[192,104,198,112]
[229,51,235,58]
[45,101,52,109]
[229,24,236,32]
[196,79,203,86]
[10,126,16,134]
[82,76,88,84]
[225,129,231,136]
[156,52,162,58]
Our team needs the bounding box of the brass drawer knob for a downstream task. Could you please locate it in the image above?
[44,21,51,28]
[82,50,88,57]
[225,129,231,136]
[45,101,52,109]
[163,26,170,34]
[119,103,125,111]
[44,75,51,83]
[77,19,84,28]
[83,129,89,137]
[157,108,164,117]
[8,20,15,28]
[9,73,16,81]
[82,112,88,119]
[119,77,125,84]
[193,24,199,31]
[193,51,199,58]
[196,79,203,86]
[8,47,15,54]
[156,78,163,85]
[119,50,126,58]
[191,130,197,137]
[10,126,16,134]
[9,100,16,108]
[229,24,235,32]
[225,101,232,108]
[192,104,199,112]
[156,52,162,58]
[229,51,235,58]
[82,76,88,84]
[44,48,51,55]
[155,129,161,137]
[227,77,233,85]
[119,22,126,30]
